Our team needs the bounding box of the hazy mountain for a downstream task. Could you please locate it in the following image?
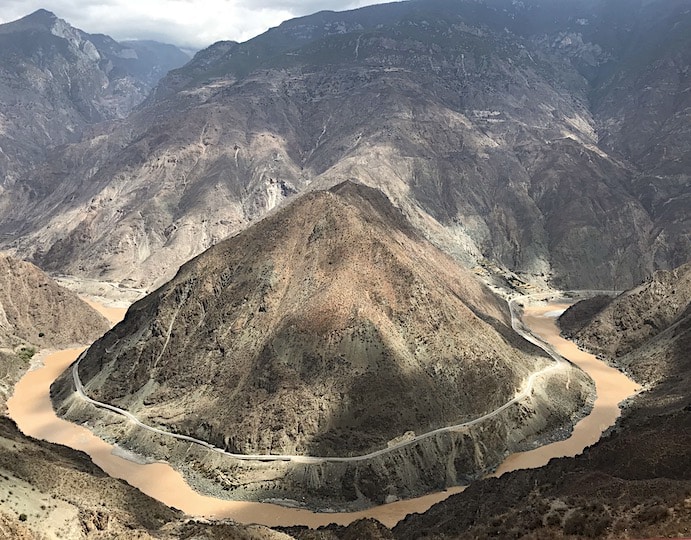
[52,182,591,507]
[0,9,189,189]
[2,0,688,290]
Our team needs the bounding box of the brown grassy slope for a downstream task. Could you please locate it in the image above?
[0,254,110,349]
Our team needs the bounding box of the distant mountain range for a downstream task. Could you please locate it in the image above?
[0,1,688,536]
[0,0,687,291]
[0,9,190,187]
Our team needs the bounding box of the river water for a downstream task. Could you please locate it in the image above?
[5,299,639,528]
[492,303,640,476]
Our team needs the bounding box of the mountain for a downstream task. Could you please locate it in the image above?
[51,182,592,507]
[0,254,110,407]
[0,255,285,540]
[117,40,192,89]
[2,0,688,290]
[0,9,189,189]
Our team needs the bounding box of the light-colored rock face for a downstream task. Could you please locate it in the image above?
[2,1,688,291]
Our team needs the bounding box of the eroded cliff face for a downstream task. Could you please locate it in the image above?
[52,183,592,507]
[560,262,691,385]
[2,0,688,290]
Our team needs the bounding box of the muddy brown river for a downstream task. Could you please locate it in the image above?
[6,299,639,528]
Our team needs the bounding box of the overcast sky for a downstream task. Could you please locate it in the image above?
[0,0,395,51]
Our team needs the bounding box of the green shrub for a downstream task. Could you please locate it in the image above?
[17,347,36,361]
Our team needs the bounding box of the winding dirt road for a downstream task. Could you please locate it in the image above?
[69,296,567,462]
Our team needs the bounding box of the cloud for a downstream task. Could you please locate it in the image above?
[0,0,395,50]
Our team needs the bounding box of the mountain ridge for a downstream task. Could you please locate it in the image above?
[0,253,111,409]
[0,9,189,189]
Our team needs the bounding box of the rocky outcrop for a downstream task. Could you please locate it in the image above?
[52,183,592,508]
[560,262,691,385]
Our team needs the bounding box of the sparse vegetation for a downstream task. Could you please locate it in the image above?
[16,346,36,361]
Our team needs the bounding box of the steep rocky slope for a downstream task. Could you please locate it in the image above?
[560,262,691,384]
[0,9,189,191]
[52,182,591,507]
[0,418,178,539]
[0,255,110,348]
[0,416,296,540]
[0,256,291,540]
[0,254,110,407]
[2,0,688,290]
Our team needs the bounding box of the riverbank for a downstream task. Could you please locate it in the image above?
[492,302,640,477]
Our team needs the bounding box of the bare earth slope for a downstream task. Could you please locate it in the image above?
[386,267,691,539]
[0,254,110,349]
[560,262,691,383]
[0,262,291,540]
[52,182,592,507]
[0,416,294,540]
[0,254,110,407]
[0,417,179,540]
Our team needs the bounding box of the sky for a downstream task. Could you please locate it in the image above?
[0,0,395,51]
